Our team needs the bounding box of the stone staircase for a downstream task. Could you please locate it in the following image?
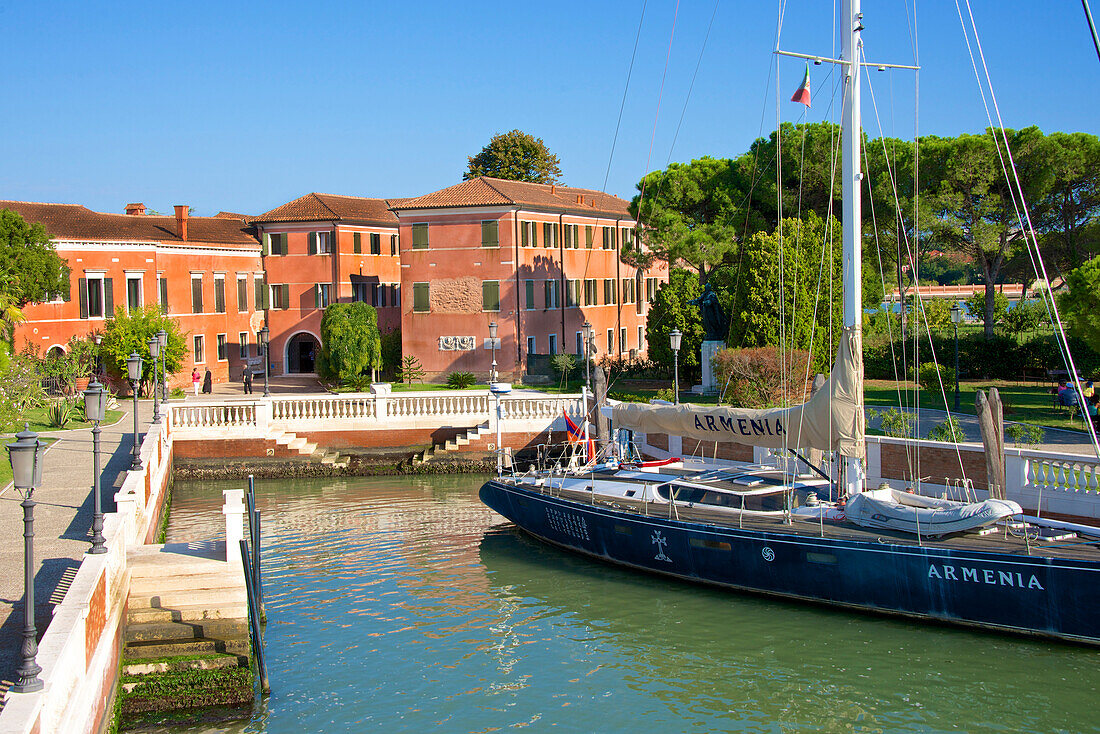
[271,430,350,468]
[415,421,492,463]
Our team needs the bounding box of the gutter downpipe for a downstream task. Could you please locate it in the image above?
[559,213,567,356]
[513,208,523,379]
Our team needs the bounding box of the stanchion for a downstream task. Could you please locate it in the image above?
[240,538,270,694]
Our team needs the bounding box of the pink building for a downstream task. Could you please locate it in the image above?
[389,177,668,382]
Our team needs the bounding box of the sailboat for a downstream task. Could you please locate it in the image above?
[479,0,1100,646]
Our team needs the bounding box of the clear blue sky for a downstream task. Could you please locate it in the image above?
[2,1,1096,217]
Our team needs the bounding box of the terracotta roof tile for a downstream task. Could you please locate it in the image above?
[388,177,632,219]
[0,200,259,247]
[252,193,397,225]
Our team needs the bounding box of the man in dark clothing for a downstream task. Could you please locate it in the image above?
[202,369,212,394]
[243,370,253,395]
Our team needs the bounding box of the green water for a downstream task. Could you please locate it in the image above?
[153,475,1098,733]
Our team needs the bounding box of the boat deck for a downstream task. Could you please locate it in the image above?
[498,477,1100,562]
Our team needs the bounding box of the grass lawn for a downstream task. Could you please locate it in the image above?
[865,379,1087,432]
[17,407,125,434]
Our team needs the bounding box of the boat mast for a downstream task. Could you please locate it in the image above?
[841,0,865,497]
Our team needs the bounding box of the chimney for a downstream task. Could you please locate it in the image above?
[125,202,146,216]
[174,205,189,241]
[550,185,556,195]
[576,194,584,205]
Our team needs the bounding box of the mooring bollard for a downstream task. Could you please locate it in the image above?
[223,488,245,567]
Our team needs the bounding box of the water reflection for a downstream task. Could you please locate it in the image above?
[146,476,1098,734]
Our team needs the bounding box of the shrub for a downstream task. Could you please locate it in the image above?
[446,372,476,389]
[654,387,676,403]
[711,346,811,409]
[317,302,382,382]
[1006,422,1045,447]
[917,362,954,393]
[343,374,373,392]
[46,397,76,428]
[169,386,186,398]
[964,290,1009,325]
[1003,299,1046,335]
[868,407,913,438]
[550,353,577,381]
[927,416,964,443]
[397,356,424,385]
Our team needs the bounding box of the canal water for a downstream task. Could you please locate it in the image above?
[153,474,1098,733]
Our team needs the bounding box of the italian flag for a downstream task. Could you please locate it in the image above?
[790,66,811,107]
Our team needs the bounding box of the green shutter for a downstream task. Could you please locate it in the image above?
[354,233,361,253]
[314,284,321,308]
[103,277,114,317]
[482,221,498,247]
[413,283,429,312]
[585,226,593,248]
[412,224,428,249]
[483,281,499,311]
[525,280,534,309]
[262,233,270,256]
[78,277,88,319]
[308,232,317,255]
[390,234,398,255]
[280,284,290,310]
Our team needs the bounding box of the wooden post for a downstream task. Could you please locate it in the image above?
[976,388,1007,499]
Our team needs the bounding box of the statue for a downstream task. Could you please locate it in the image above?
[688,283,729,342]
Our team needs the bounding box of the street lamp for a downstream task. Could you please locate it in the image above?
[157,329,168,403]
[581,321,593,397]
[92,332,103,381]
[127,352,143,470]
[147,336,161,424]
[83,381,109,554]
[950,304,963,413]
[670,328,682,404]
[259,327,270,397]
[488,322,498,384]
[7,426,46,693]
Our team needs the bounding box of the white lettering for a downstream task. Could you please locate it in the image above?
[928,566,942,579]
[1028,575,1044,590]
[944,566,957,580]
[998,571,1014,587]
[962,568,979,582]
[983,570,996,584]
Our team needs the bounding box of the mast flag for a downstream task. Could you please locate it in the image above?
[791,65,812,107]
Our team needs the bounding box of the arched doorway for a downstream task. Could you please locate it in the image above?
[286,332,320,374]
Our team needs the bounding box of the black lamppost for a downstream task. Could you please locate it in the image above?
[83,381,108,554]
[127,352,143,470]
[147,336,161,424]
[488,322,498,384]
[581,320,593,397]
[157,329,168,403]
[951,304,963,413]
[7,426,45,693]
[670,328,682,404]
[259,326,270,397]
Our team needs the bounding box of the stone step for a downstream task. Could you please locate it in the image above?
[287,436,308,451]
[128,603,249,625]
[273,432,295,445]
[122,653,246,677]
[125,637,251,660]
[125,618,250,644]
[130,587,247,609]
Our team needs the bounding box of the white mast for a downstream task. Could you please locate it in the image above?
[841,0,865,496]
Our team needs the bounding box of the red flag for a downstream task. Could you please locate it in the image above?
[790,66,811,107]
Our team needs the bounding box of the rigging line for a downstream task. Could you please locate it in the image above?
[663,0,721,168]
[602,0,649,194]
[1082,0,1100,66]
[958,0,1100,457]
[636,0,681,222]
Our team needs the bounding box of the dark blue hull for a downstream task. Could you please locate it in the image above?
[480,479,1100,645]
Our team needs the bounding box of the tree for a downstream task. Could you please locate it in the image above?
[645,269,704,373]
[464,130,562,184]
[963,290,1009,328]
[1058,254,1100,354]
[727,213,843,372]
[317,302,382,383]
[1032,131,1100,278]
[0,209,70,306]
[100,306,188,393]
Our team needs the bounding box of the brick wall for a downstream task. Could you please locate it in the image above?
[879,442,989,490]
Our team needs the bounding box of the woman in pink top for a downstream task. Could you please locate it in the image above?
[192,368,201,396]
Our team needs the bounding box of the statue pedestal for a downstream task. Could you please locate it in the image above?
[693,340,724,396]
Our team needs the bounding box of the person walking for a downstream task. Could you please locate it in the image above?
[202,368,212,394]
[243,370,253,395]
[192,368,201,396]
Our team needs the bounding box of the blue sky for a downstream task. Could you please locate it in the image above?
[2,1,1096,217]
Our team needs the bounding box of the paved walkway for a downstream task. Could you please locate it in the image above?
[0,400,153,689]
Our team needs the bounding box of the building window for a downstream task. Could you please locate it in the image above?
[544,280,558,309]
[237,276,248,312]
[621,227,635,249]
[371,283,388,307]
[255,276,266,310]
[607,328,614,353]
[576,331,584,356]
[392,284,400,307]
[390,234,398,255]
[124,275,141,313]
[542,222,557,248]
[562,224,576,249]
[191,275,203,314]
[566,279,579,308]
[271,284,290,310]
[354,233,362,254]
[370,233,381,255]
[482,280,500,312]
[413,282,429,312]
[239,331,249,359]
[525,280,535,310]
[481,221,499,247]
[527,336,536,355]
[315,283,331,309]
[603,279,616,305]
[411,224,429,250]
[193,334,205,363]
[621,278,634,304]
[214,276,226,313]
[520,221,537,247]
[549,334,558,355]
[585,225,593,248]
[308,232,332,255]
[352,282,367,303]
[584,279,597,306]
[602,226,614,250]
[158,275,168,314]
[78,275,110,319]
[217,334,228,361]
[264,233,288,256]
[620,328,628,353]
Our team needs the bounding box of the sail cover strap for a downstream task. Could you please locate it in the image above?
[612,328,865,458]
